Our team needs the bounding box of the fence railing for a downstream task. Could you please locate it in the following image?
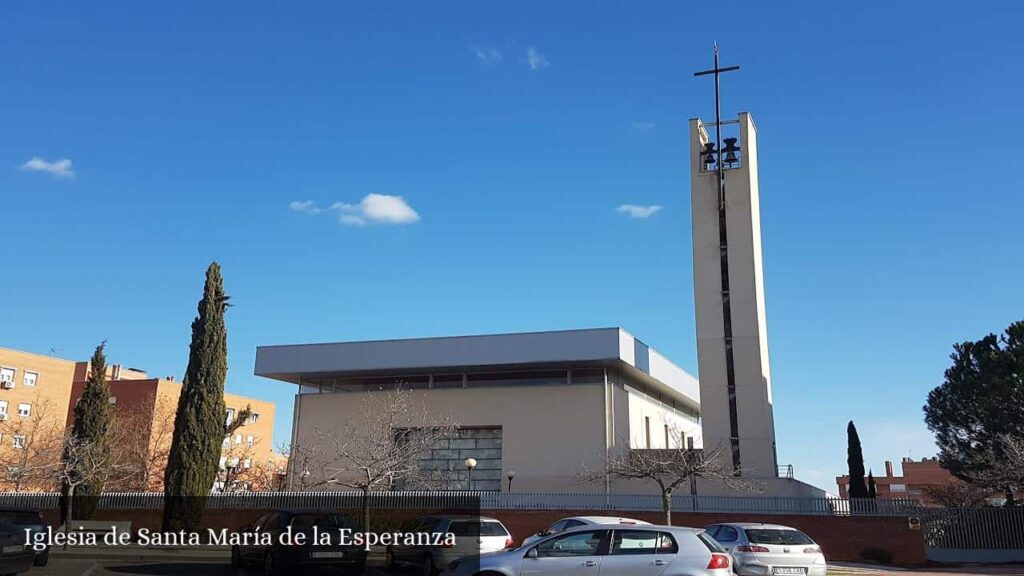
[0,491,927,517]
[923,507,1024,550]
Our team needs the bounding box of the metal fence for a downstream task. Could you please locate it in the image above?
[923,507,1024,550]
[0,491,925,517]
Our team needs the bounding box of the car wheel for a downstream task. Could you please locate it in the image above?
[231,545,245,569]
[421,552,435,576]
[33,550,49,567]
[263,551,278,576]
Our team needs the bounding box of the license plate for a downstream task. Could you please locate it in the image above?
[2,545,22,554]
[311,551,345,559]
[773,568,805,575]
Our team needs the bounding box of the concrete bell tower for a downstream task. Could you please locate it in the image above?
[690,50,778,479]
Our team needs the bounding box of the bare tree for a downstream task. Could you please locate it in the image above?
[959,433,1024,505]
[216,438,285,492]
[54,433,135,549]
[0,396,64,492]
[579,430,758,525]
[921,480,991,509]
[279,440,330,491]
[314,385,457,531]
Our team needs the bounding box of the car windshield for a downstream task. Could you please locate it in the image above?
[449,521,508,537]
[698,531,726,552]
[0,511,39,525]
[744,529,814,545]
[289,513,357,531]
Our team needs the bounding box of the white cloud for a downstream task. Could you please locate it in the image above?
[526,46,550,70]
[617,204,662,219]
[332,193,420,226]
[632,122,656,131]
[288,200,321,215]
[19,157,74,179]
[473,46,503,64]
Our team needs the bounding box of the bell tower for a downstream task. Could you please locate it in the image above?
[691,48,778,479]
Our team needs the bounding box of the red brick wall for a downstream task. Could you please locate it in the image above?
[41,507,926,566]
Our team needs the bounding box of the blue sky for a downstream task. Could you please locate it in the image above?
[3,1,1023,492]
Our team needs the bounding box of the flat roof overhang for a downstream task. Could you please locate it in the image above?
[255,327,699,411]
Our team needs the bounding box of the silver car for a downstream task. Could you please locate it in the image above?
[704,523,827,576]
[388,515,514,575]
[521,516,651,547]
[441,523,734,576]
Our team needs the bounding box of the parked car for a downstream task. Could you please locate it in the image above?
[387,515,514,576]
[705,523,826,576]
[521,515,651,547]
[230,509,368,576]
[442,523,732,576]
[0,517,34,576]
[0,508,48,566]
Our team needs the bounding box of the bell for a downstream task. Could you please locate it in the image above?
[702,143,717,166]
[723,138,740,165]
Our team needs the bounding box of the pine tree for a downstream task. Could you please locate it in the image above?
[62,342,113,521]
[867,470,877,498]
[847,421,868,498]
[162,263,249,531]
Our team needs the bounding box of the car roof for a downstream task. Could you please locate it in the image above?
[569,516,652,524]
[710,522,799,531]
[558,523,702,534]
[421,515,503,522]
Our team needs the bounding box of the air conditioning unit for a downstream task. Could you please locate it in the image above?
[0,382,13,390]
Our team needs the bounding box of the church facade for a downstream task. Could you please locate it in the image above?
[255,327,702,492]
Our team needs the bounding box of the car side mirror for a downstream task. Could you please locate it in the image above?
[526,548,538,559]
[537,531,546,536]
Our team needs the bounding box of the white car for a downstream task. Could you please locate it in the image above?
[521,515,651,547]
[443,523,733,576]
[705,522,827,576]
[387,515,514,575]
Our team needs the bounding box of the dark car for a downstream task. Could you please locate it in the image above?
[0,517,34,576]
[231,510,368,576]
[0,508,48,566]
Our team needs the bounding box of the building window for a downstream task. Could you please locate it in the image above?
[12,435,25,449]
[225,408,235,425]
[664,425,670,449]
[890,484,907,492]
[218,456,227,469]
[23,372,38,387]
[0,368,14,387]
[246,435,254,446]
[17,404,30,418]
[222,436,230,448]
[249,413,260,424]
[243,458,252,469]
[234,434,242,445]
[0,401,8,416]
[109,397,117,405]
[645,417,652,449]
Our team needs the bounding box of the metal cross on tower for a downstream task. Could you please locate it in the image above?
[694,45,743,472]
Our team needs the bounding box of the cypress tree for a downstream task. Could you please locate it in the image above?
[847,421,868,498]
[162,263,249,531]
[867,470,877,498]
[62,342,113,521]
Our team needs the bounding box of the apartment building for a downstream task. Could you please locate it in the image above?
[68,376,278,491]
[0,346,280,492]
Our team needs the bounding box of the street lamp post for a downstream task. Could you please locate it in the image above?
[464,458,478,491]
[506,470,516,492]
